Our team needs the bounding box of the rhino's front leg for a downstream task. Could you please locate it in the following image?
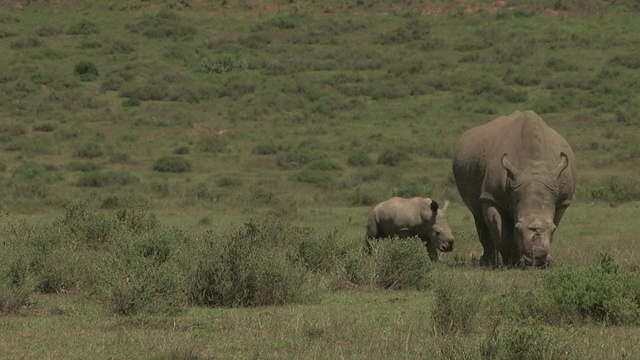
[424,239,439,261]
[481,203,504,267]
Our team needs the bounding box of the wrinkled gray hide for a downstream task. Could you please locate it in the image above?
[366,197,454,261]
[453,110,576,267]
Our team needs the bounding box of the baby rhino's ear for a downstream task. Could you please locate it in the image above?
[430,200,439,215]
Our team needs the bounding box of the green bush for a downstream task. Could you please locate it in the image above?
[197,135,227,153]
[186,220,308,307]
[347,152,374,167]
[307,159,341,171]
[375,238,432,290]
[289,170,334,188]
[74,61,99,81]
[589,175,640,205]
[298,229,347,273]
[392,177,435,199]
[481,326,574,360]
[153,156,192,173]
[76,170,140,187]
[537,253,640,325]
[74,142,104,159]
[67,20,100,35]
[97,227,184,315]
[12,161,60,184]
[432,273,485,335]
[377,148,408,167]
[345,238,431,290]
[67,161,101,172]
[0,255,32,315]
[251,142,277,155]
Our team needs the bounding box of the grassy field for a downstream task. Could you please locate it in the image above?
[1,0,640,358]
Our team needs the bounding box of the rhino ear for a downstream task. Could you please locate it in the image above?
[502,154,520,180]
[551,152,569,179]
[430,200,439,216]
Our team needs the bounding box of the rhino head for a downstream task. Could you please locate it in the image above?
[428,200,455,253]
[502,153,569,267]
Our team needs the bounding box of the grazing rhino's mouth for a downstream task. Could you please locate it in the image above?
[438,243,454,252]
[519,254,552,268]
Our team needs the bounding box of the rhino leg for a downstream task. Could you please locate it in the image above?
[473,212,496,266]
[481,203,509,267]
[424,238,439,261]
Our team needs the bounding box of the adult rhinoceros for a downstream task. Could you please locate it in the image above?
[366,197,455,261]
[452,110,576,267]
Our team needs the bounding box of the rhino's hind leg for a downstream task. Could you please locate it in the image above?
[472,213,495,266]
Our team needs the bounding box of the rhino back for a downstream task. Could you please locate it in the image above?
[374,197,429,236]
[453,110,576,210]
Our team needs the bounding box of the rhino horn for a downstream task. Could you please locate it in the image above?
[501,154,520,180]
[551,152,569,179]
[442,200,450,212]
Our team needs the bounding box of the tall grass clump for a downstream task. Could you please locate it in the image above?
[518,253,640,325]
[588,175,640,205]
[480,324,573,360]
[153,155,191,173]
[96,226,185,315]
[186,220,309,307]
[344,238,432,290]
[0,248,32,315]
[432,272,486,335]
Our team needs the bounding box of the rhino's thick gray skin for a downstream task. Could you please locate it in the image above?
[366,197,454,261]
[453,110,576,267]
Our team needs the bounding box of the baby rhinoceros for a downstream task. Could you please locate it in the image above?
[366,197,455,261]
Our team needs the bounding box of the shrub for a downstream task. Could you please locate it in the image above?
[374,238,432,290]
[298,229,347,272]
[344,238,431,290]
[74,61,99,81]
[67,20,100,35]
[10,37,41,49]
[481,326,574,360]
[200,54,248,74]
[153,156,191,173]
[536,253,640,325]
[12,161,60,184]
[186,220,308,307]
[251,142,277,155]
[432,272,486,335]
[0,258,32,315]
[307,159,341,171]
[33,122,58,132]
[74,142,103,159]
[173,146,190,155]
[589,175,640,205]
[97,227,184,315]
[392,176,435,199]
[290,170,334,188]
[186,182,220,202]
[119,79,168,101]
[217,176,242,187]
[348,184,387,206]
[347,152,373,167]
[608,53,640,69]
[377,148,408,167]
[76,170,140,187]
[197,135,227,153]
[67,161,101,172]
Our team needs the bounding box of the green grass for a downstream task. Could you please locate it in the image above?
[1,1,640,358]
